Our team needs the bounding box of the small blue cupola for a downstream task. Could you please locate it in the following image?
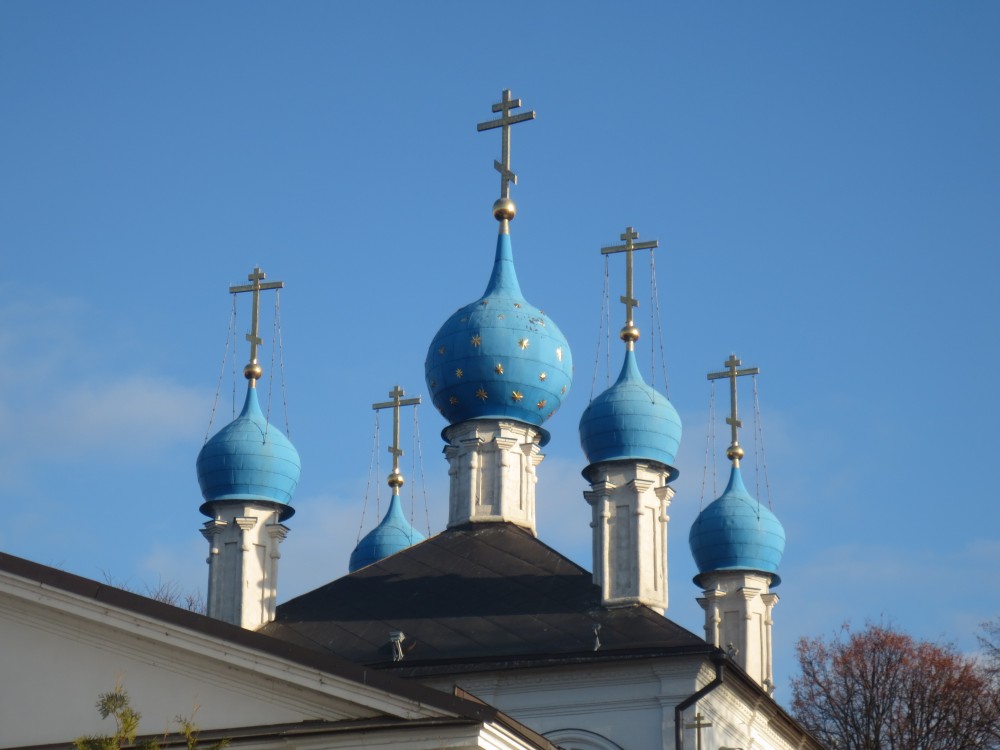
[349,494,425,572]
[579,348,682,474]
[689,465,785,585]
[689,354,785,586]
[196,384,301,520]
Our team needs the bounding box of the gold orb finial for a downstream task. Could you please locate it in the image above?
[244,362,263,381]
[620,324,640,344]
[387,469,405,490]
[726,444,745,462]
[493,197,517,222]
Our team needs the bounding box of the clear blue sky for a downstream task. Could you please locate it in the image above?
[1,2,997,695]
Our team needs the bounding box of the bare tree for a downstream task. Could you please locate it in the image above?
[791,622,1000,750]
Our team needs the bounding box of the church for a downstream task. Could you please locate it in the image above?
[0,91,824,750]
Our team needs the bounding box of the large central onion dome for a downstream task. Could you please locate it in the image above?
[579,348,682,472]
[425,232,572,438]
[196,385,301,520]
[689,466,785,585]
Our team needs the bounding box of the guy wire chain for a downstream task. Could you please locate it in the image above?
[275,290,292,438]
[262,295,278,445]
[649,250,671,398]
[699,381,715,510]
[605,255,612,388]
[752,376,775,509]
[205,296,237,443]
[357,411,380,544]
[590,256,610,401]
[413,406,432,535]
[231,295,239,420]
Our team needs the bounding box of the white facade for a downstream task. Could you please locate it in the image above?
[0,560,552,750]
[200,501,288,629]
[444,419,544,534]
[422,658,812,750]
[583,460,675,614]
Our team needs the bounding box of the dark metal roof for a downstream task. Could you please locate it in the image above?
[262,523,709,668]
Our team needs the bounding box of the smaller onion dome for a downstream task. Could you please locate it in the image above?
[689,466,785,585]
[425,232,573,438]
[196,385,301,520]
[579,349,682,472]
[349,495,425,572]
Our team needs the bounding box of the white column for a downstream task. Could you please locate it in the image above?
[443,419,544,534]
[200,502,289,629]
[695,571,777,692]
[582,461,673,613]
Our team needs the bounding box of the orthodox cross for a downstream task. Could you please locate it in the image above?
[707,354,759,465]
[229,266,284,382]
[685,712,713,750]
[477,89,536,200]
[372,385,421,493]
[601,226,659,347]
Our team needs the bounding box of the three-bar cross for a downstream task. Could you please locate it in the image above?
[685,712,713,750]
[601,226,659,346]
[477,89,536,200]
[707,354,759,465]
[372,385,421,494]
[229,266,284,382]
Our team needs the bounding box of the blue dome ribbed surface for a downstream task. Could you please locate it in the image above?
[425,233,572,432]
[689,466,785,585]
[349,495,425,572]
[196,386,301,511]
[579,349,682,469]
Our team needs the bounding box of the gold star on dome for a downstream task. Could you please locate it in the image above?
[497,314,505,320]
[536,399,547,410]
[449,395,458,405]
[511,390,524,402]
[471,334,482,347]
[514,302,521,308]
[518,338,530,350]
[438,346,446,355]
[455,368,464,378]
[539,372,547,381]
[560,385,567,395]
[481,300,489,306]
[555,347,563,361]
[495,363,504,375]
[475,387,489,401]
[547,409,555,419]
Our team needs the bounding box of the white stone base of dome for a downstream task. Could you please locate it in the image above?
[443,419,544,534]
[583,461,675,614]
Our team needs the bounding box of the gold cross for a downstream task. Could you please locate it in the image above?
[477,89,536,200]
[229,266,284,384]
[707,354,760,466]
[601,226,659,349]
[685,712,713,750]
[372,385,421,494]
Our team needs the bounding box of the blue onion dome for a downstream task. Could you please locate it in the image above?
[689,466,785,585]
[579,349,682,474]
[196,385,301,520]
[425,232,573,440]
[349,494,425,572]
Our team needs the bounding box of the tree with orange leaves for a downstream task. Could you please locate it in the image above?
[791,622,1000,750]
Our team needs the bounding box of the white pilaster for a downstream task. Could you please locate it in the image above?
[582,461,674,614]
[443,419,544,533]
[200,502,289,629]
[695,571,779,694]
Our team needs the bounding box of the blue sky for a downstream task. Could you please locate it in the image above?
[1,2,997,694]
